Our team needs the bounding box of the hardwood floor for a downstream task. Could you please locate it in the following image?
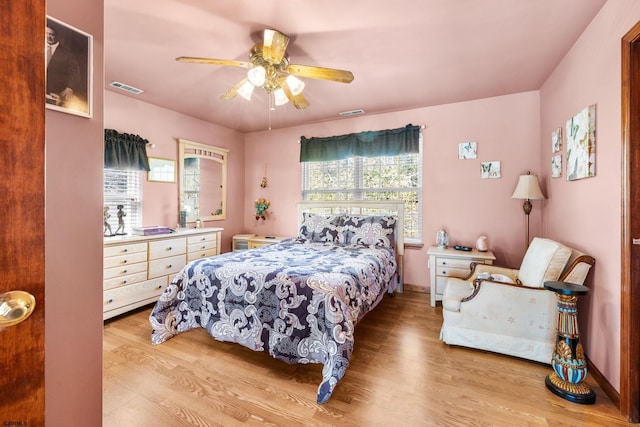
[103,291,632,426]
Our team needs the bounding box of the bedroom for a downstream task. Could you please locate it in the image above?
[3,0,640,425]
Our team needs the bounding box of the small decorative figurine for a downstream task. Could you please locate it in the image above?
[104,206,114,237]
[255,198,270,220]
[115,204,127,235]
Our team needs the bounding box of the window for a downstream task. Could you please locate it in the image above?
[302,135,422,242]
[103,168,142,233]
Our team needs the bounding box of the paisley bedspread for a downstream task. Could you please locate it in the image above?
[149,238,398,403]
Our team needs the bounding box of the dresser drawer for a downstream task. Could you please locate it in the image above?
[104,242,147,258]
[188,240,216,253]
[149,237,187,260]
[103,276,168,312]
[103,251,148,269]
[187,233,217,245]
[187,248,217,262]
[148,254,186,279]
[103,270,148,291]
[103,261,148,280]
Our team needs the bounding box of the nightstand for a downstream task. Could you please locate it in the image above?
[427,246,496,307]
[247,235,290,249]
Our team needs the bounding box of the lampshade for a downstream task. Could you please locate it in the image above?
[237,80,255,101]
[511,174,545,200]
[273,88,289,106]
[285,75,305,95]
[247,66,266,87]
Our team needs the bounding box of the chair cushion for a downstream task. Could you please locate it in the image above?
[518,238,572,288]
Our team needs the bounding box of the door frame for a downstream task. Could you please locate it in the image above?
[621,20,640,423]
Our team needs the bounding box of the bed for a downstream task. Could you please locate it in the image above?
[149,201,404,403]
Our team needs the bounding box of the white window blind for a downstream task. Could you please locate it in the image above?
[302,135,422,242]
[103,168,142,234]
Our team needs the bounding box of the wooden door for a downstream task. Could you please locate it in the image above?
[0,1,46,424]
[622,20,640,423]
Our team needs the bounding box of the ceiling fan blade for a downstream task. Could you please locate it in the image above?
[176,56,251,68]
[282,84,310,109]
[221,78,249,100]
[288,64,354,83]
[262,29,289,64]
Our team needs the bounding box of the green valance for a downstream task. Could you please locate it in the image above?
[299,124,420,162]
[104,129,150,171]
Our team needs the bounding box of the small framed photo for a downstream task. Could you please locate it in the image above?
[458,141,477,159]
[552,155,562,178]
[552,127,562,153]
[480,161,501,179]
[148,157,176,183]
[46,16,92,118]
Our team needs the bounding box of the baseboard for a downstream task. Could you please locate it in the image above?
[587,356,620,409]
[404,284,429,294]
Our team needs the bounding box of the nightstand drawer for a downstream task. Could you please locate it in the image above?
[436,266,473,278]
[436,258,476,269]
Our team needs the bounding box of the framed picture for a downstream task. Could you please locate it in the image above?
[480,161,501,179]
[552,155,562,178]
[148,157,176,183]
[566,104,596,181]
[552,127,562,153]
[46,16,92,118]
[458,141,477,159]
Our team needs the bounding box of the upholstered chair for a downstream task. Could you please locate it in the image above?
[439,237,595,363]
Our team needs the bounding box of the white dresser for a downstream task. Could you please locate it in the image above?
[427,246,495,307]
[103,227,223,320]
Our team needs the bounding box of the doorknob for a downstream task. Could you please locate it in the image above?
[0,291,35,329]
[633,238,640,245]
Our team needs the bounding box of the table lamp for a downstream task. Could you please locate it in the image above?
[511,172,545,248]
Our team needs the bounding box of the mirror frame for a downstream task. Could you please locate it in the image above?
[178,138,228,222]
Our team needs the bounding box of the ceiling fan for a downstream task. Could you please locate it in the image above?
[176,29,354,109]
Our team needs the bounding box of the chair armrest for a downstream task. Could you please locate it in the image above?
[463,277,543,303]
[465,263,519,283]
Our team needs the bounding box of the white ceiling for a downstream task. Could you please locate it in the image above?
[104,0,607,133]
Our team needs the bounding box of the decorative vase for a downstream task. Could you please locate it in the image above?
[476,235,488,252]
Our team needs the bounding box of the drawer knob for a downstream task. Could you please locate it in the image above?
[168,246,172,251]
[157,285,162,289]
[201,237,205,241]
[123,269,128,274]
[201,245,206,249]
[123,248,128,253]
[123,260,127,264]
[108,299,113,304]
[167,264,172,268]
[123,280,127,284]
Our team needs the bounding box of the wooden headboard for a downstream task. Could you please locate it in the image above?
[296,200,405,291]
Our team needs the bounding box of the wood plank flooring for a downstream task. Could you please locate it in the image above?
[103,291,633,426]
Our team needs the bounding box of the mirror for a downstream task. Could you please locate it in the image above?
[178,138,228,222]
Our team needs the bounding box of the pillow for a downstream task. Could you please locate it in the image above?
[518,238,572,288]
[340,215,396,248]
[298,213,343,243]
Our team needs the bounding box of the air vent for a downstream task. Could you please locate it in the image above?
[109,81,144,95]
[339,109,365,117]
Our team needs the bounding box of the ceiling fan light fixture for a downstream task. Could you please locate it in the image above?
[274,88,289,106]
[285,75,305,95]
[237,80,255,100]
[247,66,266,87]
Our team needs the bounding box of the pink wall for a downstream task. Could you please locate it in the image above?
[45,1,104,424]
[540,0,640,393]
[105,91,247,252]
[243,91,541,288]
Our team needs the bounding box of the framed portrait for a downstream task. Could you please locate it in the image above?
[480,161,501,179]
[458,141,477,159]
[148,157,176,183]
[46,16,92,118]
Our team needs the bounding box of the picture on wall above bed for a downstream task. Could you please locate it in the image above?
[566,104,596,181]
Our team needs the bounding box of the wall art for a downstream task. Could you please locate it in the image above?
[566,104,596,181]
[458,141,477,159]
[552,155,562,178]
[552,127,562,153]
[46,16,92,118]
[480,161,501,179]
